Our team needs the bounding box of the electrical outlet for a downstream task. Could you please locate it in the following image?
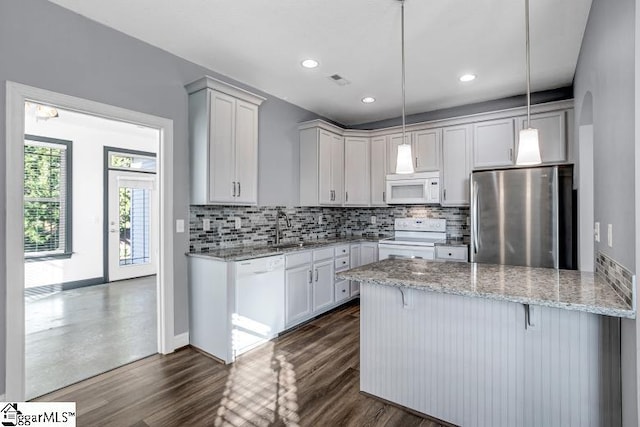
[608,224,613,247]
[176,219,185,233]
[594,222,600,242]
[318,214,323,225]
[203,219,211,231]
[234,217,242,230]
[370,216,377,225]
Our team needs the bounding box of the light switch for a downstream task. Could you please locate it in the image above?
[176,219,185,233]
[233,217,242,230]
[608,224,613,247]
[594,222,600,242]
[203,219,211,232]
[370,216,377,225]
[318,214,323,225]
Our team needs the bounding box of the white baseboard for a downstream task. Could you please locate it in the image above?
[173,332,190,350]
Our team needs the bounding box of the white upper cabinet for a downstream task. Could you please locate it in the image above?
[442,125,471,206]
[370,136,387,206]
[387,133,410,174]
[473,118,515,169]
[413,129,441,172]
[300,127,344,206]
[344,137,370,206]
[515,111,567,164]
[187,76,264,205]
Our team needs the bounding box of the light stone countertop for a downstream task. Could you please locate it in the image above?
[187,235,386,262]
[337,258,635,319]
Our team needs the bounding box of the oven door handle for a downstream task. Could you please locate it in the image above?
[388,254,424,260]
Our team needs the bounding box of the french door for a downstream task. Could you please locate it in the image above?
[107,170,157,281]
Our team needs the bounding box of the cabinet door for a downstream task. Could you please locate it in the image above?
[349,245,361,297]
[360,243,378,265]
[515,111,567,163]
[209,91,236,203]
[330,134,345,205]
[414,129,441,171]
[344,137,370,206]
[312,260,335,312]
[473,118,515,168]
[318,131,334,204]
[370,136,387,206]
[285,265,312,326]
[387,133,410,174]
[442,125,471,206]
[234,100,258,204]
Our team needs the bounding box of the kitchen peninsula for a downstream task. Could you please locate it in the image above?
[338,259,635,427]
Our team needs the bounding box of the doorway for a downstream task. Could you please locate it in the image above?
[6,82,175,401]
[106,150,158,282]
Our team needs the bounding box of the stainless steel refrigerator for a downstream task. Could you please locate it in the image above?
[470,165,576,269]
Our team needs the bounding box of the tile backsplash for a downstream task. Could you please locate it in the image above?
[595,251,636,308]
[190,205,469,252]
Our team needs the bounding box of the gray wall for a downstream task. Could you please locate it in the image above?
[573,0,637,425]
[349,87,573,130]
[574,0,635,271]
[0,0,325,393]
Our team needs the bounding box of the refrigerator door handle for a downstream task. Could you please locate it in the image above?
[472,181,479,255]
[551,167,559,268]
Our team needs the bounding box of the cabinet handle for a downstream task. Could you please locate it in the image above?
[415,156,419,168]
[383,191,386,202]
[232,182,236,197]
[314,269,319,282]
[238,182,241,197]
[444,189,447,200]
[308,270,313,284]
[345,191,348,202]
[509,148,513,161]
[342,289,347,293]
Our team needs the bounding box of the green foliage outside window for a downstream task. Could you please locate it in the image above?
[24,142,67,255]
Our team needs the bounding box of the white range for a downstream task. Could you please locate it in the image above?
[378,218,446,261]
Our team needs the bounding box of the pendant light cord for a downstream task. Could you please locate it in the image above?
[525,0,531,128]
[401,0,407,143]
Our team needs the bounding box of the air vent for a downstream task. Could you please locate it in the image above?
[328,74,351,86]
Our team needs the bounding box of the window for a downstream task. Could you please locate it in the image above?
[24,135,72,259]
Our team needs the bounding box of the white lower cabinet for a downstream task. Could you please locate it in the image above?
[360,242,379,264]
[285,245,363,328]
[285,263,313,326]
[312,259,335,312]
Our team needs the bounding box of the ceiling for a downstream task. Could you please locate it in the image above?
[48,0,592,126]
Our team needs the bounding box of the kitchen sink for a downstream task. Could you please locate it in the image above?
[273,242,308,250]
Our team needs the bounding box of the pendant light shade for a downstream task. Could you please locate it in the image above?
[395,0,415,174]
[515,0,541,166]
[516,128,541,165]
[396,144,415,174]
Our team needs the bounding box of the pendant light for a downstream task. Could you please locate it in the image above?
[516,0,542,165]
[395,0,415,174]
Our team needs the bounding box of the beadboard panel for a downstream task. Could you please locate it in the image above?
[360,283,621,427]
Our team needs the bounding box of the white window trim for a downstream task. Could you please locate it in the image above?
[5,81,175,401]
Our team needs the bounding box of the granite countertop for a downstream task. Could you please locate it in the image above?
[188,235,388,262]
[337,258,635,319]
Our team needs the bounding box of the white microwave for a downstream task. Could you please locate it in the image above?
[385,171,440,204]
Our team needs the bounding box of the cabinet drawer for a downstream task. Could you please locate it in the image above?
[313,247,335,261]
[334,245,350,257]
[335,280,350,302]
[335,256,350,271]
[286,251,312,269]
[435,246,468,262]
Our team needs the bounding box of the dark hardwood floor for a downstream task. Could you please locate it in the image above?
[36,302,443,426]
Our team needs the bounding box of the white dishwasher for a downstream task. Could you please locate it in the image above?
[233,255,285,357]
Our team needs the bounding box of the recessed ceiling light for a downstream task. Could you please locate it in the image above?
[459,74,477,82]
[301,59,319,69]
[361,97,376,104]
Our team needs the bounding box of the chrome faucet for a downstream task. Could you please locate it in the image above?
[275,209,292,245]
